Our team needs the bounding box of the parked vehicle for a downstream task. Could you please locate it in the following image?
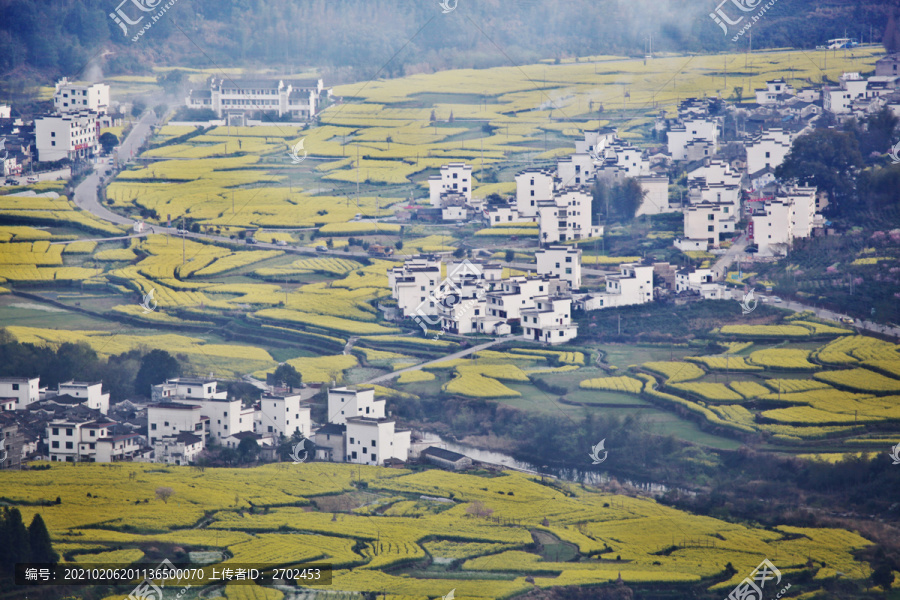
[772,296,783,303]
[316,245,328,252]
[276,240,288,246]
[5,178,17,185]
[26,176,38,183]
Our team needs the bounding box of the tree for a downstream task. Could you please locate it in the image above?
[5,508,30,565]
[452,247,466,259]
[153,104,168,119]
[237,437,260,463]
[273,363,302,389]
[884,11,900,54]
[155,487,174,503]
[775,129,864,215]
[28,514,58,564]
[133,350,182,397]
[732,86,743,103]
[873,563,895,590]
[156,70,187,95]
[131,100,146,117]
[505,249,515,263]
[395,240,404,251]
[99,132,118,154]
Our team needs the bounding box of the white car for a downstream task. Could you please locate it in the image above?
[772,297,783,303]
[26,176,38,183]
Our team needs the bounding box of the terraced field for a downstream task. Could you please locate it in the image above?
[0,463,874,599]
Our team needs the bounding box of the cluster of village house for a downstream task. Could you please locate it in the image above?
[2,76,330,174]
[2,56,899,469]
[0,376,472,471]
[388,54,900,344]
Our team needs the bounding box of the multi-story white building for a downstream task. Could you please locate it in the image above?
[821,72,899,114]
[429,163,473,206]
[484,276,567,321]
[185,77,325,120]
[521,296,577,345]
[754,79,796,105]
[557,153,595,187]
[150,378,250,441]
[535,246,582,289]
[152,377,228,401]
[581,263,653,310]
[634,175,671,216]
[154,432,204,466]
[256,391,311,439]
[327,387,386,426]
[749,186,819,256]
[147,402,207,445]
[345,417,411,466]
[53,78,110,115]
[35,112,99,162]
[46,418,117,462]
[574,128,617,155]
[667,119,719,161]
[56,381,109,414]
[536,187,603,243]
[514,168,556,217]
[0,377,40,410]
[746,129,793,177]
[680,202,737,250]
[675,267,725,299]
[388,255,442,318]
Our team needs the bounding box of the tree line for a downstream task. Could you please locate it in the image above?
[0,0,896,88]
[0,510,58,577]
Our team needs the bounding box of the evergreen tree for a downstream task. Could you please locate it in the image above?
[134,349,182,397]
[0,508,11,575]
[884,11,900,54]
[28,514,58,564]
[6,508,31,566]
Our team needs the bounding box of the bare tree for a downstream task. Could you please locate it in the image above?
[155,487,174,503]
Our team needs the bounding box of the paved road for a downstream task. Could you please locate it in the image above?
[772,297,900,340]
[73,110,159,227]
[712,234,749,281]
[363,337,508,385]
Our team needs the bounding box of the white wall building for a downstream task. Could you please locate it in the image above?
[345,418,411,466]
[0,377,40,410]
[582,263,654,310]
[35,112,99,162]
[635,175,671,216]
[754,79,796,105]
[327,387,386,426]
[823,73,873,114]
[537,187,603,243]
[147,403,206,445]
[667,119,719,161]
[750,185,819,256]
[186,77,325,120]
[388,255,442,318]
[154,432,204,466]
[53,78,110,115]
[746,129,793,176]
[46,418,116,462]
[521,296,578,345]
[535,246,582,289]
[557,153,595,187]
[57,381,109,414]
[429,163,473,206]
[681,202,737,250]
[256,391,311,439]
[515,168,556,217]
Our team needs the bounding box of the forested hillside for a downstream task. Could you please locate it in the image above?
[0,0,895,89]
